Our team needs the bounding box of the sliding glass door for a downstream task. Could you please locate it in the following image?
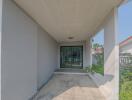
[60,46,83,68]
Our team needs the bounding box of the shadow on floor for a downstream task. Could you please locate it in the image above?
[35,73,106,100]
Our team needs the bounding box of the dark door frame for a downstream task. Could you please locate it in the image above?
[60,46,83,69]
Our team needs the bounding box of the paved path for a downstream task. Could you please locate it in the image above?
[34,74,105,100]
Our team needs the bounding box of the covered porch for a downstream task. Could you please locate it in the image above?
[0,0,126,100]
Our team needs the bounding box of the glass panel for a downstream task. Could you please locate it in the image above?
[60,46,83,68]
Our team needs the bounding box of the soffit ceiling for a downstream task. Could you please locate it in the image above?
[14,0,123,42]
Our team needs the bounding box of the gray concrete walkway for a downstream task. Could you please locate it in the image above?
[34,73,105,100]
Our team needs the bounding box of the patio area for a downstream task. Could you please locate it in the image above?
[34,72,106,100]
[0,0,124,100]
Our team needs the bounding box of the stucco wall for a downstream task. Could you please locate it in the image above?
[1,0,38,100]
[37,26,58,89]
[1,0,58,100]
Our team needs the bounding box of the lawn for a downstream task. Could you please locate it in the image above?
[120,66,132,100]
[84,64,104,75]
[91,64,104,75]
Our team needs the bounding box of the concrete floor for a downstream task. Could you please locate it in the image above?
[34,74,106,100]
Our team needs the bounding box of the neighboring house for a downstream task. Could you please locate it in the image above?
[92,45,104,64]
[92,46,104,54]
[119,36,132,66]
[92,37,132,66]
[119,36,132,54]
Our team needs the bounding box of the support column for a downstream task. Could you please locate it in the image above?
[104,8,119,100]
[84,38,92,68]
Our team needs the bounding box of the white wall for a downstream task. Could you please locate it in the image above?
[1,0,38,100]
[1,0,58,100]
[37,26,58,89]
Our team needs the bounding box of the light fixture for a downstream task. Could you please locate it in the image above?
[68,36,74,39]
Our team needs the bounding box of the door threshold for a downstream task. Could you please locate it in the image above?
[55,68,87,75]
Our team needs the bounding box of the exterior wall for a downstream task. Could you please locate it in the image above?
[92,55,97,65]
[1,0,58,100]
[37,26,58,89]
[58,41,90,68]
[1,0,38,100]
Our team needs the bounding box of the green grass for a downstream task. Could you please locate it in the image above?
[120,67,132,100]
[84,64,104,75]
[120,81,132,100]
[92,64,104,75]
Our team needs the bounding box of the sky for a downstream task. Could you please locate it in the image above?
[93,1,132,45]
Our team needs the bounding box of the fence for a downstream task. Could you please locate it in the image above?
[120,53,132,67]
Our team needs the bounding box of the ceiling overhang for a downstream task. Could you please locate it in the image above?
[14,0,123,42]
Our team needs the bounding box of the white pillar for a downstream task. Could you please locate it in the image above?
[84,38,92,68]
[104,8,119,100]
